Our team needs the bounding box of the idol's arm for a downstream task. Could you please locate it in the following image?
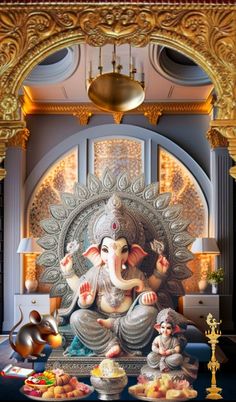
[60,254,80,293]
[148,255,170,291]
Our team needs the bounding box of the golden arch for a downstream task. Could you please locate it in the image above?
[0,2,236,179]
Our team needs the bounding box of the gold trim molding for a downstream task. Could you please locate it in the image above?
[22,94,214,126]
[0,2,236,178]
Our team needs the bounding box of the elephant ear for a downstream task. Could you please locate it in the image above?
[82,244,102,267]
[173,324,181,334]
[127,244,148,267]
[154,323,161,333]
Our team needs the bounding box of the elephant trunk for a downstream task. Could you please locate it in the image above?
[108,252,143,292]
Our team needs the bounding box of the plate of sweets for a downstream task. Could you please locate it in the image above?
[90,358,127,378]
[128,373,198,402]
[20,369,94,401]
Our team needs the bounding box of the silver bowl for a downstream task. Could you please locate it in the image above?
[90,374,128,400]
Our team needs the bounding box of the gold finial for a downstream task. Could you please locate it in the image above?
[205,313,223,400]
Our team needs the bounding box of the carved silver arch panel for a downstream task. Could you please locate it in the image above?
[38,169,194,308]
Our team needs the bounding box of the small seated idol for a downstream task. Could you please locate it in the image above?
[59,194,170,358]
[144,308,199,381]
[147,310,183,372]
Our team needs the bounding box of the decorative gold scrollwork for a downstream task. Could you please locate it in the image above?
[215,94,236,120]
[0,95,19,120]
[0,3,236,179]
[79,6,155,46]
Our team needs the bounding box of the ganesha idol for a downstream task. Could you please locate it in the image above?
[58,194,170,358]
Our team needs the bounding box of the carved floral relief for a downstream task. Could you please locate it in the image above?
[0,2,235,176]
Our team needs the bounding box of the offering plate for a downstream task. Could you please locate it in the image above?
[90,374,128,400]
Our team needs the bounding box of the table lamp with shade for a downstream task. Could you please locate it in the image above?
[17,237,42,293]
[191,237,220,293]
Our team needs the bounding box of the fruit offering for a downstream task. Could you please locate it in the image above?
[91,359,126,378]
[129,373,198,400]
[23,369,91,399]
[47,333,62,348]
[25,371,56,389]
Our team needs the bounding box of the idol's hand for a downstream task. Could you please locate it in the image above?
[156,255,170,275]
[79,281,93,306]
[159,347,166,356]
[141,291,158,305]
[165,349,172,356]
[60,254,73,273]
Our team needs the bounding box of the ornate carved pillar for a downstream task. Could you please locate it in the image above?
[3,128,29,331]
[210,120,236,180]
[0,117,26,179]
[207,127,234,330]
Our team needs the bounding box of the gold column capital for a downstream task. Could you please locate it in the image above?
[210,120,236,179]
[206,128,228,149]
[0,120,26,140]
[8,128,30,150]
[210,120,236,139]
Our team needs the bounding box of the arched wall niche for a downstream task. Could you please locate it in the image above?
[25,124,210,294]
[0,1,236,180]
[25,124,211,208]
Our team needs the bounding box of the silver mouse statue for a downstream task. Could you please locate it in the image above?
[9,306,59,359]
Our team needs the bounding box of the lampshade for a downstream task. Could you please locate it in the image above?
[191,237,220,255]
[17,237,42,254]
